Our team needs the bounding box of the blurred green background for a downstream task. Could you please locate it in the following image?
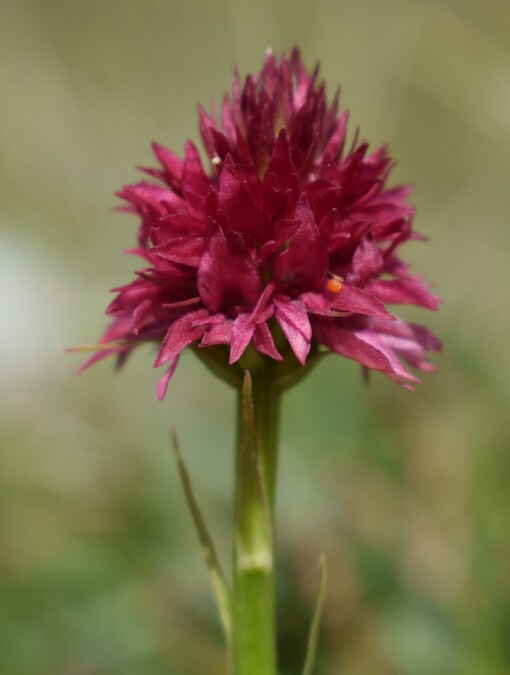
[1,1,509,673]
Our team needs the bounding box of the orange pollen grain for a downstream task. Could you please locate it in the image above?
[326,278,344,293]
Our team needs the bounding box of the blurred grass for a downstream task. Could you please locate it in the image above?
[1,1,510,673]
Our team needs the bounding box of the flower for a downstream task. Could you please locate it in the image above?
[80,48,441,398]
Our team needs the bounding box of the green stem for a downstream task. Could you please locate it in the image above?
[232,368,281,675]
[249,367,281,516]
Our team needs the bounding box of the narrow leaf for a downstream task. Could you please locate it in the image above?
[302,556,327,675]
[171,430,232,641]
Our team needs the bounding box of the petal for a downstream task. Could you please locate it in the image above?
[119,183,184,215]
[321,109,349,162]
[362,317,442,353]
[350,329,420,384]
[154,309,210,366]
[253,322,283,361]
[260,218,300,260]
[264,129,297,187]
[198,105,217,158]
[221,92,236,141]
[301,291,332,315]
[77,347,129,373]
[218,165,270,241]
[197,229,261,314]
[77,313,135,372]
[347,238,384,286]
[330,285,395,320]
[274,194,328,293]
[249,282,276,324]
[155,212,207,238]
[157,356,180,400]
[210,127,237,163]
[313,323,392,372]
[274,295,312,339]
[382,336,435,372]
[107,279,157,314]
[152,142,184,191]
[229,314,256,363]
[275,297,312,365]
[182,141,213,197]
[200,317,233,347]
[276,316,310,365]
[132,298,155,334]
[154,236,205,267]
[367,278,441,310]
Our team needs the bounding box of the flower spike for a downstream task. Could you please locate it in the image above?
[78,48,440,394]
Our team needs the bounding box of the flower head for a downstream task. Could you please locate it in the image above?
[80,48,441,397]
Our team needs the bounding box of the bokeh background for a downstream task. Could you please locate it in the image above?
[1,1,509,674]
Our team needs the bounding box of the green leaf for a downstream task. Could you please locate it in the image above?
[302,556,327,675]
[171,430,232,641]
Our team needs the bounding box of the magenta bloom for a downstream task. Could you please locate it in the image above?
[82,49,441,397]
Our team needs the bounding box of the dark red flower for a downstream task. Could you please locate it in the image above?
[80,48,441,397]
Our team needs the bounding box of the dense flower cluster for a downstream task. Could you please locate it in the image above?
[82,48,441,397]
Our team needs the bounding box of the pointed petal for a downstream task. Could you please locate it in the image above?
[274,295,312,339]
[183,141,213,192]
[313,323,392,372]
[253,322,282,360]
[198,229,261,314]
[363,317,442,352]
[229,314,256,363]
[265,129,297,187]
[274,194,328,293]
[76,346,129,373]
[198,105,217,158]
[157,356,180,400]
[249,282,276,324]
[358,317,441,372]
[218,165,269,241]
[154,236,205,267]
[152,142,184,190]
[119,183,183,214]
[155,309,210,366]
[107,278,157,314]
[330,285,395,320]
[301,292,332,316]
[350,328,420,384]
[200,317,233,347]
[132,298,155,334]
[367,279,441,310]
[322,109,349,161]
[260,218,300,260]
[275,301,311,365]
[347,238,384,286]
